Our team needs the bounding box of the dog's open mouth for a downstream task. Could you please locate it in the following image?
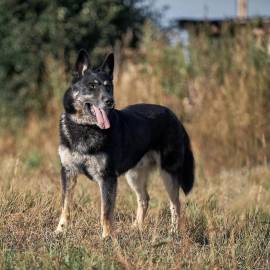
[84,103,110,129]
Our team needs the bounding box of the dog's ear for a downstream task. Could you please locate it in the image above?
[101,53,114,78]
[75,49,90,76]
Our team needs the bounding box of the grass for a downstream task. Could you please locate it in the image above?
[0,24,270,269]
[0,149,269,269]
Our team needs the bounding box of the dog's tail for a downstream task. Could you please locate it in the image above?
[180,134,195,195]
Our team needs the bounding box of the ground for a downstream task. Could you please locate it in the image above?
[0,152,269,269]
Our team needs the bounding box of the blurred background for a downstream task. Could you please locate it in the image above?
[0,0,270,176]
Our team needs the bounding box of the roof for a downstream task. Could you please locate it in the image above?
[177,16,270,28]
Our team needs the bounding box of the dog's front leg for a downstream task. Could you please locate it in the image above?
[55,166,77,234]
[98,177,117,238]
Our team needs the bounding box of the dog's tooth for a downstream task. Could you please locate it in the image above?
[91,107,95,115]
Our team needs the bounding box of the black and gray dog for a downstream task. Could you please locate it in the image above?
[55,49,195,238]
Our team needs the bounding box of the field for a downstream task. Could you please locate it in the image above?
[1,20,270,269]
[0,110,269,269]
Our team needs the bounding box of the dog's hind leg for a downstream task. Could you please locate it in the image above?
[160,170,180,233]
[126,168,150,229]
[55,167,77,234]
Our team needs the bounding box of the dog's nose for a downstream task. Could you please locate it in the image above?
[104,98,114,108]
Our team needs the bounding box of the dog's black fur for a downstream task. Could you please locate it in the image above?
[56,49,195,237]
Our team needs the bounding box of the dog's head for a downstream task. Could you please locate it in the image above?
[64,49,115,129]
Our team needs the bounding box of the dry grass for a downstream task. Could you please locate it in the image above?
[0,135,269,269]
[1,26,270,269]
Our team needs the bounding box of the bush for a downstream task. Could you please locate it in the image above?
[0,0,151,122]
[138,22,270,172]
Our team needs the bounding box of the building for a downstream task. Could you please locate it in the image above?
[177,0,270,38]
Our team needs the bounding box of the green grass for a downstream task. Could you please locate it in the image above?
[0,154,269,269]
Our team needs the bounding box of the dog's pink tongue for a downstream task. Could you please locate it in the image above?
[92,105,110,129]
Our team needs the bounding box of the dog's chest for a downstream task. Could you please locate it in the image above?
[60,113,108,154]
[58,145,108,180]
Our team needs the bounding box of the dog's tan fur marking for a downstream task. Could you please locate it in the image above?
[101,216,112,238]
[126,151,181,232]
[55,175,77,234]
[126,169,149,228]
[160,170,181,232]
[125,151,159,228]
[57,144,113,236]
[97,177,116,238]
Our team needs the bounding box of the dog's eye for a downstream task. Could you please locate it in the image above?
[89,83,96,89]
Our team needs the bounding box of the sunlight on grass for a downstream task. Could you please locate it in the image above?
[0,155,269,269]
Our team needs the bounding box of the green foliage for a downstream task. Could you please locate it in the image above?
[141,22,270,170]
[23,148,43,170]
[0,0,150,122]
[140,23,188,98]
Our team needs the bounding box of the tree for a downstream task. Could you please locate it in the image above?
[0,0,151,117]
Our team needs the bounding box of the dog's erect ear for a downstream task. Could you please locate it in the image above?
[101,53,114,78]
[75,49,90,76]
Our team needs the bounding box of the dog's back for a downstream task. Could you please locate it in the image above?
[109,104,195,194]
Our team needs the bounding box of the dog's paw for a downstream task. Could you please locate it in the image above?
[131,221,144,231]
[54,229,63,235]
[102,230,112,239]
[54,224,67,235]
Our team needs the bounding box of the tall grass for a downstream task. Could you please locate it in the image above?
[119,22,270,173]
[0,21,270,269]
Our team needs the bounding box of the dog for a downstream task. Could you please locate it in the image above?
[55,49,195,238]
